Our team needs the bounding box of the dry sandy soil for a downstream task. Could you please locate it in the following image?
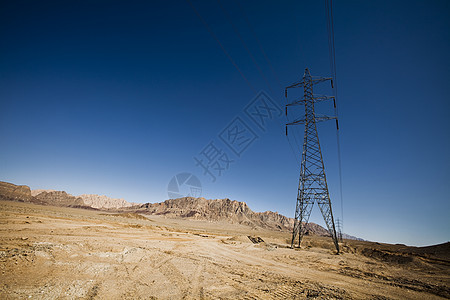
[0,200,448,299]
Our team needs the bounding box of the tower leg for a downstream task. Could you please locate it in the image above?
[318,201,340,253]
[291,197,314,248]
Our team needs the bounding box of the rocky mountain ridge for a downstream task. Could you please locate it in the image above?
[0,181,32,202]
[33,191,86,207]
[0,180,332,236]
[1,181,135,209]
[78,194,136,209]
[130,197,329,235]
[31,189,56,197]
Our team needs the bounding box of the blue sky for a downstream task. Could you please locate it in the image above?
[1,0,449,246]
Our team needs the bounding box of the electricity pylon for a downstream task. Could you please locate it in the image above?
[285,68,340,253]
[336,218,343,242]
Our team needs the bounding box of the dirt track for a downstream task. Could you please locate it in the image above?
[0,200,448,299]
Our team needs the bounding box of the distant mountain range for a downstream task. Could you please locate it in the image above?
[0,180,361,239]
[0,181,135,209]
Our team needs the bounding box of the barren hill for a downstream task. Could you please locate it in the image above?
[32,188,135,209]
[132,197,329,235]
[0,181,135,210]
[33,191,86,207]
[78,194,135,209]
[0,181,32,202]
[31,189,55,197]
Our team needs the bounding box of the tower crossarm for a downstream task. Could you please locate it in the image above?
[313,95,335,103]
[285,76,333,97]
[286,95,335,107]
[286,115,336,126]
[315,114,337,122]
[311,76,333,85]
[285,81,304,90]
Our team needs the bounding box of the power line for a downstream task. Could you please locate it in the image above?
[188,0,301,169]
[326,0,344,232]
[235,0,283,91]
[188,0,305,171]
[231,0,303,168]
[186,0,256,93]
[217,0,274,95]
[234,0,303,165]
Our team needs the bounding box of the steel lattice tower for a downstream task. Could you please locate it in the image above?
[285,68,340,253]
[335,218,343,242]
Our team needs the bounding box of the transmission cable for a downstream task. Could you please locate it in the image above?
[186,0,256,94]
[326,0,344,232]
[235,0,283,91]
[217,0,274,95]
[229,0,303,168]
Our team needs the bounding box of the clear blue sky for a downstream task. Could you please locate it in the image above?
[1,0,449,246]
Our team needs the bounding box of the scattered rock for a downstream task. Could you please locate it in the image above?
[248,236,265,244]
[103,213,148,220]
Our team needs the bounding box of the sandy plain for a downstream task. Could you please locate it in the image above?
[0,200,448,299]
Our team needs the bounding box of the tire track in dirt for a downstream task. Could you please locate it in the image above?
[188,263,205,299]
[113,244,208,299]
[211,259,336,300]
[157,258,190,297]
[193,240,435,300]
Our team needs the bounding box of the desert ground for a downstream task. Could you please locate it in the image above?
[0,200,448,299]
